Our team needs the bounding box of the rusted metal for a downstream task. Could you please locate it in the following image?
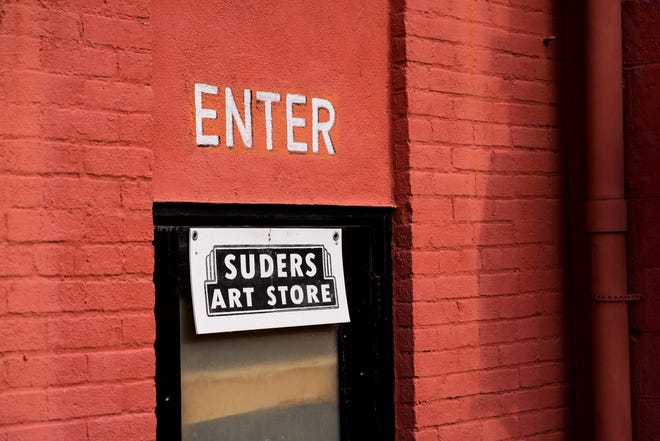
[585,0,634,439]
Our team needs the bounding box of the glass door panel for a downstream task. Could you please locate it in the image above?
[179,298,340,441]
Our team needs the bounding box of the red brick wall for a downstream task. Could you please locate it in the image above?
[392,1,574,439]
[0,0,582,439]
[0,2,155,439]
[623,1,660,440]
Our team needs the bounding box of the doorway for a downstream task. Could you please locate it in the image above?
[153,204,394,441]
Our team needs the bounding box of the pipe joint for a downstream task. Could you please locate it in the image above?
[586,198,627,233]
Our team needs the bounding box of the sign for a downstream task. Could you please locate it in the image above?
[189,228,349,334]
[194,84,337,155]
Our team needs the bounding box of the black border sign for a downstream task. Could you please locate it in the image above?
[189,228,350,334]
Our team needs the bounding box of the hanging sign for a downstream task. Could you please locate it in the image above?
[189,228,349,334]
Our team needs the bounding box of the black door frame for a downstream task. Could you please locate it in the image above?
[153,203,394,441]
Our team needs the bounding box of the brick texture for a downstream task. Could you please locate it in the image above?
[0,1,154,438]
[391,0,573,439]
[623,1,660,440]
[0,0,581,439]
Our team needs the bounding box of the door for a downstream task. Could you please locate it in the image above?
[153,204,393,441]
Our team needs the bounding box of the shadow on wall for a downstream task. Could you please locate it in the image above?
[468,1,574,438]
[390,1,577,439]
[622,1,660,440]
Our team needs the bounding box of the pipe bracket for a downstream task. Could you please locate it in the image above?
[586,199,627,233]
[592,292,641,302]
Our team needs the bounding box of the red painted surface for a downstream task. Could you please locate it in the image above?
[151,0,392,206]
[391,0,573,439]
[6,0,660,440]
[0,1,155,439]
[623,1,660,439]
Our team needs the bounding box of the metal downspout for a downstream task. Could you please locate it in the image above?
[585,1,636,440]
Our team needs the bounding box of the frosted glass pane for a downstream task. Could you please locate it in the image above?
[179,298,340,441]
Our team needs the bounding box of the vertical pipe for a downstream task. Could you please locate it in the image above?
[585,0,633,440]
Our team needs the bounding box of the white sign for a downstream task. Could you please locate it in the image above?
[189,228,350,334]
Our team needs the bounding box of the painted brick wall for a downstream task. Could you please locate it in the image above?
[0,1,581,439]
[392,1,573,439]
[0,1,155,439]
[623,1,660,440]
